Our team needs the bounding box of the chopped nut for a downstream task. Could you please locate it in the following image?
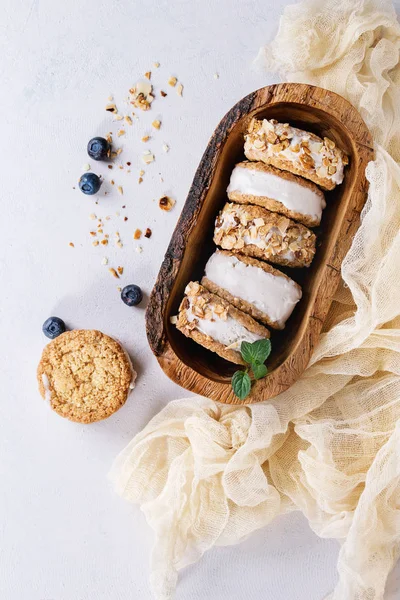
[69,242,75,248]
[135,245,143,253]
[114,114,124,121]
[124,216,128,221]
[82,163,91,171]
[92,240,99,247]
[324,136,336,150]
[214,72,219,79]
[134,229,142,239]
[117,129,125,137]
[144,71,151,80]
[124,116,133,126]
[142,151,155,164]
[153,62,160,68]
[142,135,150,142]
[109,268,119,279]
[168,76,177,87]
[162,143,170,152]
[170,315,178,324]
[106,103,117,113]
[117,185,123,195]
[138,177,143,184]
[144,228,152,238]
[116,241,123,248]
[139,170,145,176]
[176,83,183,96]
[117,286,122,292]
[159,196,175,211]
[102,257,108,265]
[117,266,124,275]
[130,80,154,111]
[116,148,122,155]
[328,165,337,175]
[89,213,97,220]
[152,120,161,130]
[101,239,108,246]
[89,231,97,237]
[108,165,113,169]
[160,90,167,97]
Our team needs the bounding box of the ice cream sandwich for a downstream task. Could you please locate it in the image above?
[227,161,326,227]
[202,250,302,329]
[214,202,316,268]
[244,118,349,191]
[173,281,270,365]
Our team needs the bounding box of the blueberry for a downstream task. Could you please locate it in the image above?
[79,172,102,195]
[121,285,143,307]
[87,137,110,161]
[42,317,66,339]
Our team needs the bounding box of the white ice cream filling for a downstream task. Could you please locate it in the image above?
[227,165,326,221]
[186,298,264,350]
[205,252,302,328]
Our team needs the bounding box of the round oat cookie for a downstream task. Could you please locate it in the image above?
[37,330,136,423]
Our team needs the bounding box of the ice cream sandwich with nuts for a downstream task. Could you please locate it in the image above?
[202,250,302,329]
[227,161,326,227]
[214,202,316,268]
[244,118,349,191]
[173,281,270,365]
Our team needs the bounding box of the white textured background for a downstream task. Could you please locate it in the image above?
[2,1,400,598]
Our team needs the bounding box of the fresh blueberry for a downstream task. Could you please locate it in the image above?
[79,172,102,195]
[42,317,66,339]
[121,285,143,307]
[87,137,110,161]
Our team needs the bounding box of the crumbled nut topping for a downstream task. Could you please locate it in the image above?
[152,120,161,130]
[109,268,119,278]
[176,83,183,96]
[144,228,152,238]
[129,80,154,111]
[141,135,150,142]
[117,266,124,275]
[117,185,123,195]
[142,151,155,164]
[135,245,143,253]
[106,103,117,113]
[168,76,177,87]
[69,242,75,247]
[144,71,151,80]
[159,196,175,211]
[124,116,133,126]
[153,62,160,68]
[160,90,167,97]
[134,229,142,239]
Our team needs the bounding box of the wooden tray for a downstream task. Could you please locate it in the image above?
[146,83,373,404]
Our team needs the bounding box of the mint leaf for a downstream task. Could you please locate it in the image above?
[231,370,252,400]
[252,363,268,380]
[241,339,271,366]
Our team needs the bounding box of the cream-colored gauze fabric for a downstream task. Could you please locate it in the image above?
[110,1,400,598]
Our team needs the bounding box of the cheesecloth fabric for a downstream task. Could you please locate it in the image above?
[110,1,400,598]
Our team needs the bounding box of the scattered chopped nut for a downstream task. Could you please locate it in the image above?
[116,148,122,155]
[152,120,161,130]
[142,135,150,142]
[162,143,170,152]
[138,177,143,184]
[160,90,167,97]
[135,245,143,253]
[124,216,128,221]
[126,162,131,166]
[117,286,122,292]
[89,231,97,237]
[214,72,219,79]
[107,95,113,101]
[170,315,178,324]
[139,170,145,176]
[124,116,133,126]
[92,241,99,247]
[159,196,175,211]
[117,266,124,275]
[117,185,123,195]
[115,114,124,121]
[82,163,91,171]
[106,103,117,113]
[176,83,183,96]
[168,76,177,87]
[129,80,154,111]
[98,228,103,234]
[111,180,115,185]
[134,229,142,239]
[115,211,120,217]
[144,228,152,238]
[144,71,151,80]
[89,213,97,220]
[108,165,113,169]
[69,242,75,248]
[142,151,155,164]
[117,129,126,137]
[102,257,108,265]
[116,241,123,248]
[153,62,160,68]
[109,268,119,279]
[106,133,113,144]
[101,239,108,246]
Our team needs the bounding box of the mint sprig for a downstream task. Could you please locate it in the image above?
[231,339,272,400]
